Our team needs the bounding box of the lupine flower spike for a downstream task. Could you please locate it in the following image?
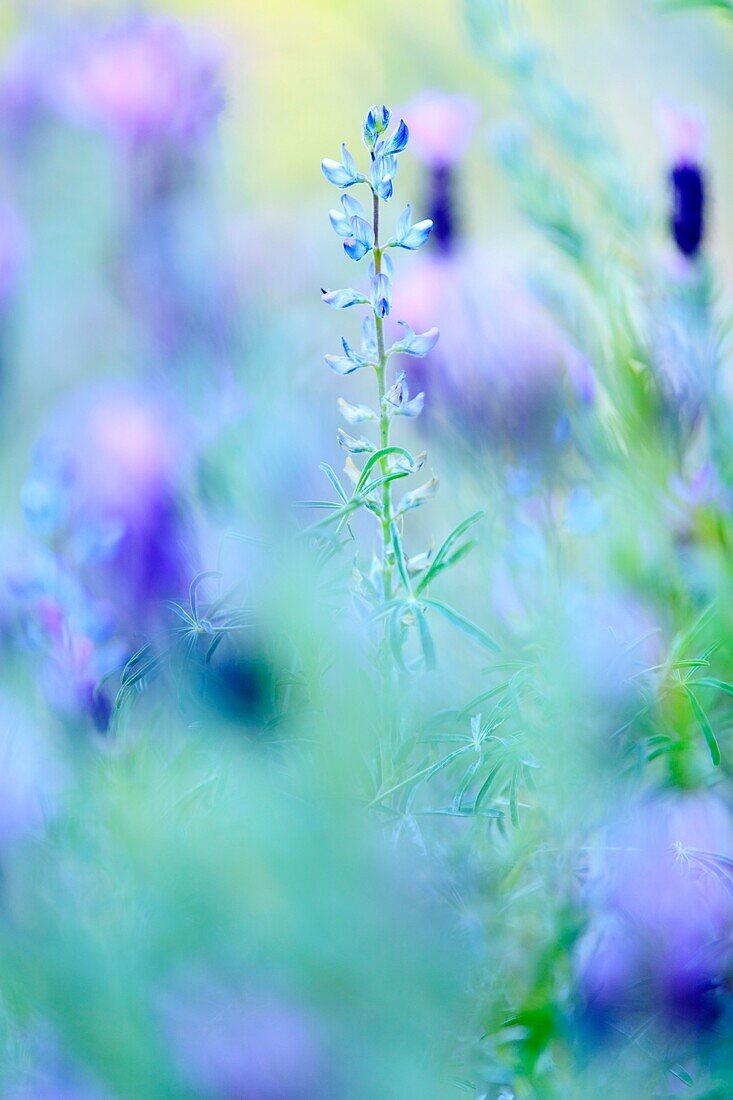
[315,106,496,668]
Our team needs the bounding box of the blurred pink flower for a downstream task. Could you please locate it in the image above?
[402,90,479,168]
[58,16,223,146]
[393,251,594,453]
[654,99,707,167]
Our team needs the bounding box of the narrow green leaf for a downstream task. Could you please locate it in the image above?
[509,766,519,827]
[319,462,348,503]
[422,598,500,652]
[359,470,409,497]
[474,761,503,813]
[390,522,412,593]
[414,604,436,671]
[355,447,414,497]
[684,686,721,766]
[417,511,484,593]
[693,677,733,698]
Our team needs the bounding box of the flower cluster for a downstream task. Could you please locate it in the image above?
[7,388,192,731]
[319,106,439,610]
[321,108,434,333]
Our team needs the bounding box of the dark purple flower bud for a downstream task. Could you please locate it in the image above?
[670,164,705,258]
[656,101,707,260]
[427,164,456,254]
[402,91,478,256]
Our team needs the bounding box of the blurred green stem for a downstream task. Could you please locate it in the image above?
[372,188,394,602]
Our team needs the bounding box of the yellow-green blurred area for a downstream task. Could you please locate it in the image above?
[5,0,730,267]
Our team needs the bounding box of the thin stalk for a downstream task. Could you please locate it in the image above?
[372,187,394,601]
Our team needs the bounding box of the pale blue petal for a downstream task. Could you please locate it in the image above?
[361,315,377,358]
[342,194,366,221]
[321,288,368,309]
[382,119,409,156]
[337,428,375,454]
[325,354,361,375]
[321,159,354,187]
[400,219,433,250]
[329,208,351,237]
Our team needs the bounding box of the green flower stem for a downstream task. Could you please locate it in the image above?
[372,187,394,602]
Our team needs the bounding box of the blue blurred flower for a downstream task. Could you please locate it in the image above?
[403,90,479,254]
[577,791,733,1032]
[655,101,707,260]
[0,700,56,848]
[57,15,223,147]
[164,980,327,1100]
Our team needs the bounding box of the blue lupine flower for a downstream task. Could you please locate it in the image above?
[338,398,377,424]
[371,272,392,318]
[343,215,375,261]
[337,428,375,454]
[388,320,439,357]
[321,287,368,309]
[388,203,434,251]
[385,372,425,418]
[321,143,364,188]
[363,104,391,150]
[328,194,367,238]
[380,119,409,157]
[370,153,398,201]
[325,337,372,375]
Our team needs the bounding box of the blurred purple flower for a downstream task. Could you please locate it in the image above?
[58,15,223,148]
[393,254,594,456]
[403,90,479,169]
[23,387,193,635]
[51,15,236,384]
[0,698,56,847]
[577,791,733,1031]
[655,101,707,260]
[402,90,479,254]
[6,1039,111,1100]
[163,981,326,1099]
[0,201,25,304]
